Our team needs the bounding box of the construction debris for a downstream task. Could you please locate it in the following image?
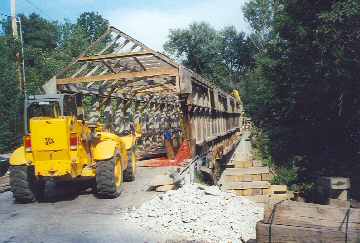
[118,184,263,242]
[148,174,177,192]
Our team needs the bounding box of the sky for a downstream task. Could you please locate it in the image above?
[0,0,250,50]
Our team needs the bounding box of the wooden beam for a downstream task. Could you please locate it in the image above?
[132,83,165,92]
[101,61,117,73]
[133,57,146,70]
[57,67,178,84]
[77,51,153,62]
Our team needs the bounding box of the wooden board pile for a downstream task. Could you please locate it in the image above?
[257,200,360,242]
[220,159,290,203]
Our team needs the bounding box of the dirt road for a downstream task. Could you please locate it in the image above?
[0,167,177,243]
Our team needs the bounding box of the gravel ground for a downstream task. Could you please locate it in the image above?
[117,183,264,242]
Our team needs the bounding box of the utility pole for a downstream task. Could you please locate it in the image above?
[10,0,24,93]
[10,0,18,39]
[11,0,26,139]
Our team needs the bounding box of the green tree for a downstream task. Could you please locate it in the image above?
[20,13,59,50]
[243,0,360,181]
[164,22,254,90]
[0,37,22,152]
[243,0,275,51]
[77,12,109,43]
[220,26,256,82]
[164,22,225,84]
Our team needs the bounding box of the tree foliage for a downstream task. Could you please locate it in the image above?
[164,22,254,90]
[244,0,360,180]
[77,12,109,43]
[0,37,22,152]
[0,12,109,152]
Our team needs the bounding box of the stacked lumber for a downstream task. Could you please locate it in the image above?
[257,200,360,242]
[317,177,351,208]
[220,133,292,203]
[220,148,290,203]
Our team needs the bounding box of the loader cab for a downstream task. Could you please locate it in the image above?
[24,94,81,134]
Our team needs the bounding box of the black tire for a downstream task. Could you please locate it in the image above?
[96,155,123,198]
[124,150,136,182]
[10,166,44,203]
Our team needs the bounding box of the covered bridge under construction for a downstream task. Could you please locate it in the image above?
[44,26,244,181]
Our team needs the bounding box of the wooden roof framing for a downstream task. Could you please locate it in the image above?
[51,26,239,108]
[53,26,179,101]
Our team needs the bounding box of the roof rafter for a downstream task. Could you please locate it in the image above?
[57,67,179,85]
[77,51,154,62]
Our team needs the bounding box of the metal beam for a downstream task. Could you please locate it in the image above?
[57,67,178,84]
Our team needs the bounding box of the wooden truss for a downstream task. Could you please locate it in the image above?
[50,26,243,160]
[55,26,180,102]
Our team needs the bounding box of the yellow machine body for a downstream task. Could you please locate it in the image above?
[9,116,137,180]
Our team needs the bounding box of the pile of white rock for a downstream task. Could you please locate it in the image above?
[118,184,264,242]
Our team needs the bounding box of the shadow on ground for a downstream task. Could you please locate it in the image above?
[38,180,95,203]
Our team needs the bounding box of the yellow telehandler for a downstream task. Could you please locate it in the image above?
[9,94,139,202]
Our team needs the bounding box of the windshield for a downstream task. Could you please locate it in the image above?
[27,101,61,119]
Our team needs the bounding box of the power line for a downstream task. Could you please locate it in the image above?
[21,0,54,20]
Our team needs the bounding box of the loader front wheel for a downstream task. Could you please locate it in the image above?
[10,166,44,203]
[96,153,123,198]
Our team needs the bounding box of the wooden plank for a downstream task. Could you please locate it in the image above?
[133,56,146,70]
[77,51,154,62]
[222,167,269,176]
[269,194,290,201]
[256,221,360,243]
[248,188,264,196]
[261,173,273,181]
[229,188,266,196]
[329,198,351,208]
[252,160,263,167]
[223,174,262,182]
[229,160,253,168]
[333,189,348,201]
[155,184,175,192]
[57,67,178,84]
[242,195,270,203]
[150,174,173,187]
[222,181,270,190]
[178,65,192,94]
[318,177,351,190]
[263,201,360,231]
[270,185,287,194]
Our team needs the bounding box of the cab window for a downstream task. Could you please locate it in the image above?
[63,95,77,117]
[27,101,60,119]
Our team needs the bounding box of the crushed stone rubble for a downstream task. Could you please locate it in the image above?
[117,183,264,242]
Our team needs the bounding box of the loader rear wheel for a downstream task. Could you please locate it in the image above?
[124,150,136,182]
[10,166,44,203]
[96,153,123,198]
